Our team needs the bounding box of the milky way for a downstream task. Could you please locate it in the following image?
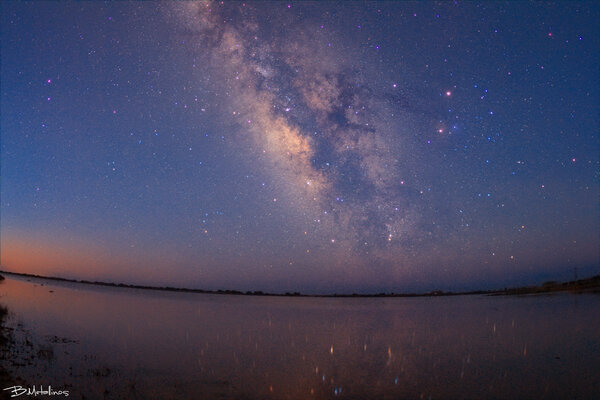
[170,1,426,261]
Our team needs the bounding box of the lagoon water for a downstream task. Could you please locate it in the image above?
[1,275,599,399]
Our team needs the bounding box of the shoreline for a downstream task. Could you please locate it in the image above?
[0,274,599,399]
[1,270,598,298]
[0,284,30,391]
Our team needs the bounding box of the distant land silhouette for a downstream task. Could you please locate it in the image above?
[0,270,598,297]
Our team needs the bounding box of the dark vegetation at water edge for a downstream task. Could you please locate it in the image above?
[0,270,598,298]
[0,303,10,387]
[0,275,30,389]
[0,273,10,384]
[489,275,600,296]
[0,274,16,388]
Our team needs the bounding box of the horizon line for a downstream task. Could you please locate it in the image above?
[1,269,598,298]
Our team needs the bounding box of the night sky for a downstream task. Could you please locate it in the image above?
[1,1,598,294]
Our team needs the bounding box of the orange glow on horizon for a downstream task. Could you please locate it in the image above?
[0,233,106,280]
[0,231,212,288]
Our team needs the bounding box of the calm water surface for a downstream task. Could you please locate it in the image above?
[1,276,599,399]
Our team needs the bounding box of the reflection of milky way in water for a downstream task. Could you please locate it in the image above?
[171,1,424,256]
[3,277,600,399]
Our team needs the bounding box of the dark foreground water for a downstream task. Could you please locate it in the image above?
[1,275,599,399]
